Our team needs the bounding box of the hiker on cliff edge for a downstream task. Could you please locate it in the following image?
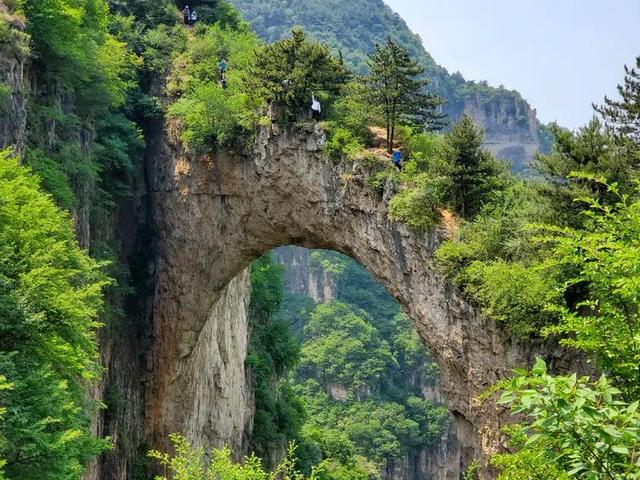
[182,5,190,25]
[219,58,228,80]
[311,93,322,121]
[392,149,403,171]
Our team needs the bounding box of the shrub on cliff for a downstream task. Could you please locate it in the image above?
[149,434,323,480]
[0,151,111,479]
[168,22,263,151]
[246,28,349,123]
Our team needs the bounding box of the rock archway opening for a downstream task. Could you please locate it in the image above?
[250,245,469,478]
[145,124,538,473]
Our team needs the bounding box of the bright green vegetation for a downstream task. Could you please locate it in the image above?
[246,255,304,464]
[242,250,449,478]
[385,117,507,230]
[246,28,349,124]
[490,359,640,479]
[262,251,448,478]
[168,21,263,150]
[436,60,640,478]
[0,152,110,479]
[228,0,541,135]
[149,433,322,480]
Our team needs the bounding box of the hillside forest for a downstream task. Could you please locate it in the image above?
[0,0,639,479]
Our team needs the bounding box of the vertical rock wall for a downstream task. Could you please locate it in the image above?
[0,3,27,154]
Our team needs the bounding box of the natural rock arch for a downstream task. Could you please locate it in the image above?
[144,123,567,473]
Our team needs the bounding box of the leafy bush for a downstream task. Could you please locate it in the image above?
[0,15,30,60]
[324,127,364,160]
[0,84,10,113]
[490,359,640,479]
[388,173,449,230]
[0,152,110,479]
[167,23,262,151]
[460,261,560,337]
[538,181,640,395]
[149,434,322,480]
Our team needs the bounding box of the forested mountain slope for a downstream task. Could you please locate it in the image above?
[229,0,552,170]
[271,247,461,480]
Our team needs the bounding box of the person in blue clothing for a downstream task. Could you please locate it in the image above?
[392,149,403,171]
[218,58,228,80]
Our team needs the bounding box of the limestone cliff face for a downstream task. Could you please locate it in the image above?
[140,119,583,478]
[456,92,542,172]
[170,269,253,452]
[272,247,337,303]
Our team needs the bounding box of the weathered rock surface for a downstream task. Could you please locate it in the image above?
[143,120,578,477]
[272,246,337,303]
[0,3,27,154]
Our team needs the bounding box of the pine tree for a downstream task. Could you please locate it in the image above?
[246,28,349,122]
[445,115,504,218]
[366,37,445,153]
[595,56,640,144]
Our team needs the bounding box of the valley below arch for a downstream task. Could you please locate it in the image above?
[143,122,574,476]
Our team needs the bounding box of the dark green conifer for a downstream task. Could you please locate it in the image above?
[445,115,504,218]
[366,37,445,153]
[247,28,349,122]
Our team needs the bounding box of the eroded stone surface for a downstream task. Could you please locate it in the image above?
[144,121,574,477]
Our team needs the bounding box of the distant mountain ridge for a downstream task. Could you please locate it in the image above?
[229,0,552,170]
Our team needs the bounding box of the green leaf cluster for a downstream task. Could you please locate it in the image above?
[149,433,323,480]
[0,152,110,479]
[491,359,640,479]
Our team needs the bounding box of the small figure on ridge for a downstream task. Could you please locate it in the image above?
[219,58,228,80]
[182,5,190,25]
[392,149,403,171]
[311,93,322,121]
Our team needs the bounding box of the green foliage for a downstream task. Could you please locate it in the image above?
[281,251,448,474]
[538,181,640,395]
[328,81,378,146]
[388,173,448,230]
[324,127,364,161]
[490,359,640,479]
[298,302,394,393]
[228,0,536,137]
[596,55,640,145]
[149,433,322,480]
[0,84,10,113]
[248,255,304,463]
[0,152,110,479]
[460,261,560,337]
[168,22,262,151]
[366,37,444,153]
[24,0,139,110]
[443,115,506,218]
[0,13,30,60]
[246,28,349,123]
[535,118,639,225]
[24,148,77,209]
[386,118,505,230]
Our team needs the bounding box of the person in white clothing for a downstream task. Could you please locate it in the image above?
[311,94,321,121]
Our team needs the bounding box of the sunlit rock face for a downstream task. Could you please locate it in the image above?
[142,120,578,478]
